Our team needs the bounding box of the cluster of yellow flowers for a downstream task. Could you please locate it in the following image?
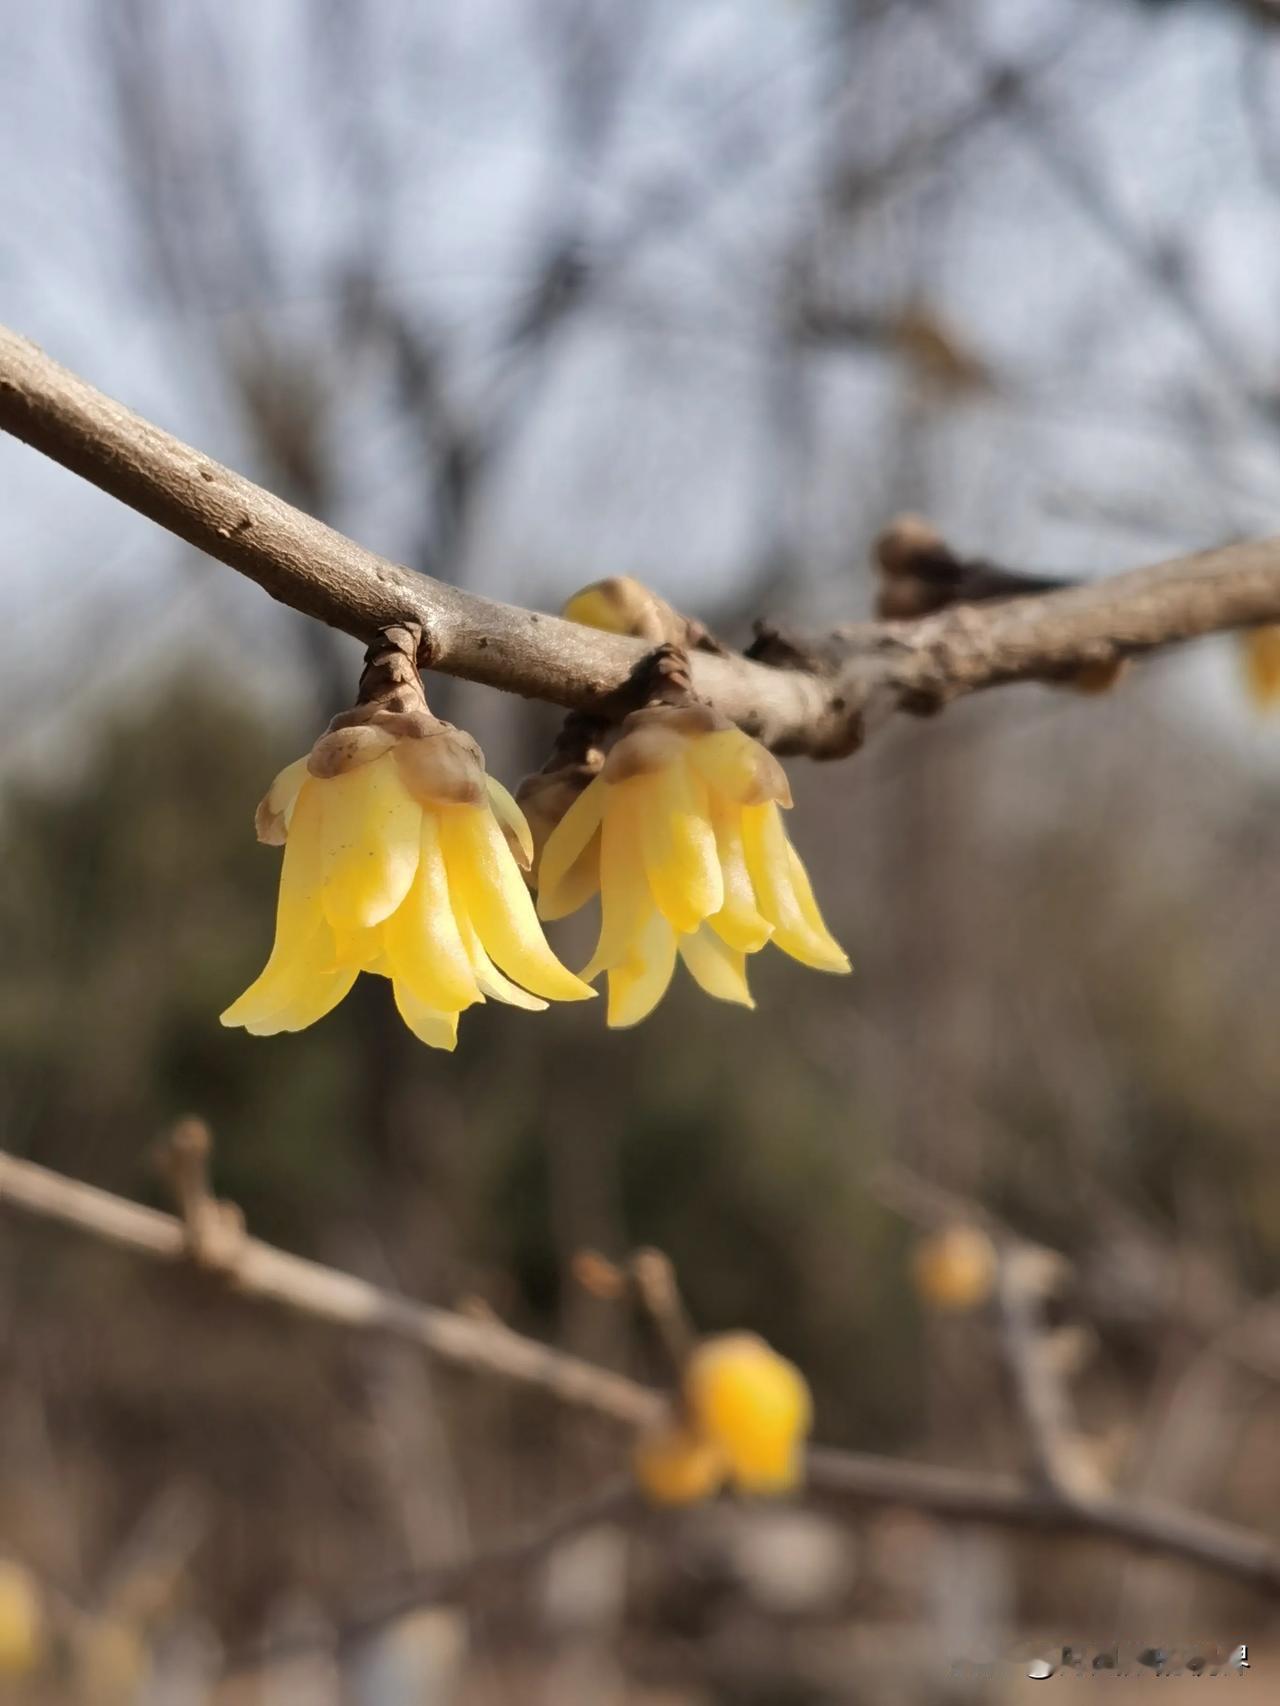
[633,1333,813,1505]
[223,592,849,1049]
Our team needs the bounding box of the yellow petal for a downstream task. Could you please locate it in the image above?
[254,755,312,845]
[785,842,851,971]
[454,898,549,1011]
[686,727,792,808]
[740,803,849,974]
[382,814,481,1012]
[607,908,677,1027]
[221,921,332,1028]
[581,782,651,980]
[706,807,773,954]
[537,829,602,922]
[536,780,605,917]
[242,963,359,1035]
[485,775,534,870]
[440,806,595,1002]
[222,784,334,1027]
[392,982,460,1051]
[640,765,723,933]
[327,923,385,971]
[319,753,422,931]
[678,927,754,1008]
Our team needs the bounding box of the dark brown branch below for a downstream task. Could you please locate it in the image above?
[4,322,1280,757]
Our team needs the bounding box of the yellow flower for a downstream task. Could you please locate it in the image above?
[1239,624,1280,711]
[222,716,593,1050]
[536,703,849,1026]
[633,1332,813,1506]
[0,1561,42,1678]
[633,1419,725,1507]
[684,1333,812,1494]
[911,1224,997,1313]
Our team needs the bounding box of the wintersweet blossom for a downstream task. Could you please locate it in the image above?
[1240,624,1280,711]
[222,713,593,1050]
[911,1224,998,1313]
[634,1332,813,1506]
[632,1419,725,1507]
[536,702,850,1026]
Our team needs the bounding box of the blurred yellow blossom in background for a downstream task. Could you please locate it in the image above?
[634,1332,813,1505]
[0,1561,43,1679]
[911,1224,998,1313]
[1238,624,1280,710]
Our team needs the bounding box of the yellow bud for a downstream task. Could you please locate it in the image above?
[633,1418,725,1506]
[0,1561,43,1678]
[1239,625,1280,711]
[911,1224,998,1313]
[683,1333,812,1495]
[562,576,675,642]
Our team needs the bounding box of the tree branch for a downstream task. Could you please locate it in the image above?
[3,1147,1279,1607]
[4,323,1280,758]
[0,1149,660,1429]
[804,1448,1280,1598]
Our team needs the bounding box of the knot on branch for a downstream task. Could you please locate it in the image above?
[636,642,696,709]
[154,1117,246,1279]
[875,514,1073,619]
[746,619,821,672]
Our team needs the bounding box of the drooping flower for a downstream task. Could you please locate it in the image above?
[534,702,850,1026]
[222,628,592,1049]
[633,1332,812,1506]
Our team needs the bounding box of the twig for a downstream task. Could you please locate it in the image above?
[628,1247,696,1372]
[5,325,1280,758]
[0,1149,660,1429]
[803,1449,1280,1597]
[2,1149,1279,1606]
[153,1116,246,1273]
[994,1245,1106,1501]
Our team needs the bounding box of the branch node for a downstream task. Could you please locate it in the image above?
[629,1246,696,1373]
[154,1117,246,1279]
[635,642,696,709]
